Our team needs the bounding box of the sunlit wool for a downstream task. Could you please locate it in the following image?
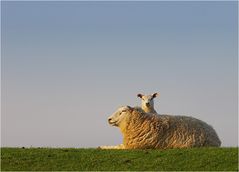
[100,106,221,149]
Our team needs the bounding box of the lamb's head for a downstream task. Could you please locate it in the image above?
[108,106,133,127]
[137,93,159,112]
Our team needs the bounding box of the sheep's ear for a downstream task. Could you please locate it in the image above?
[137,94,143,99]
[152,93,159,98]
[126,105,132,109]
[126,106,133,112]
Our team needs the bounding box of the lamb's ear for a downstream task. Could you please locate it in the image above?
[137,94,143,99]
[152,93,159,98]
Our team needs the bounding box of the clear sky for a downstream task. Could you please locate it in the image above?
[1,1,238,147]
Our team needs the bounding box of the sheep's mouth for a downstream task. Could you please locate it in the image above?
[109,121,118,126]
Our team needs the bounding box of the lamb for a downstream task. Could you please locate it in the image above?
[137,93,159,113]
[100,106,221,149]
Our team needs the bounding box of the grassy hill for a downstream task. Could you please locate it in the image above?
[1,147,238,171]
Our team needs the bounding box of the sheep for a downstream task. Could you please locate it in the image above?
[137,93,159,113]
[100,106,221,149]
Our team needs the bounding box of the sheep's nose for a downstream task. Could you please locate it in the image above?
[108,118,112,123]
[146,103,150,107]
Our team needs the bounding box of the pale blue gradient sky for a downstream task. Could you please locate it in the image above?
[1,1,238,147]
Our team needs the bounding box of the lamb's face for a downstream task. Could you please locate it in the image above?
[137,93,158,109]
[108,106,132,127]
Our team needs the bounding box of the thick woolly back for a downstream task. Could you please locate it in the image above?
[120,108,221,149]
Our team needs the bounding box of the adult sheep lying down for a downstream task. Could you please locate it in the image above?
[100,106,221,149]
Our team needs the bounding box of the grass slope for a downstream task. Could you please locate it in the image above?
[1,147,238,171]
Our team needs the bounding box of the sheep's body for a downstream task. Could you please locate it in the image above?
[101,106,221,149]
[123,112,221,149]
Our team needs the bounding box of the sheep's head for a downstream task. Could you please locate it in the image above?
[137,93,159,110]
[108,106,133,127]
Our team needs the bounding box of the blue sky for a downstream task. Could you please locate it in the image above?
[1,1,238,147]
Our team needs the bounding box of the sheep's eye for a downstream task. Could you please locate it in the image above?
[120,110,127,115]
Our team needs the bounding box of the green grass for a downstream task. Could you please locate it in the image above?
[1,147,238,171]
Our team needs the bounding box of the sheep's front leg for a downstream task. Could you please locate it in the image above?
[99,144,125,149]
